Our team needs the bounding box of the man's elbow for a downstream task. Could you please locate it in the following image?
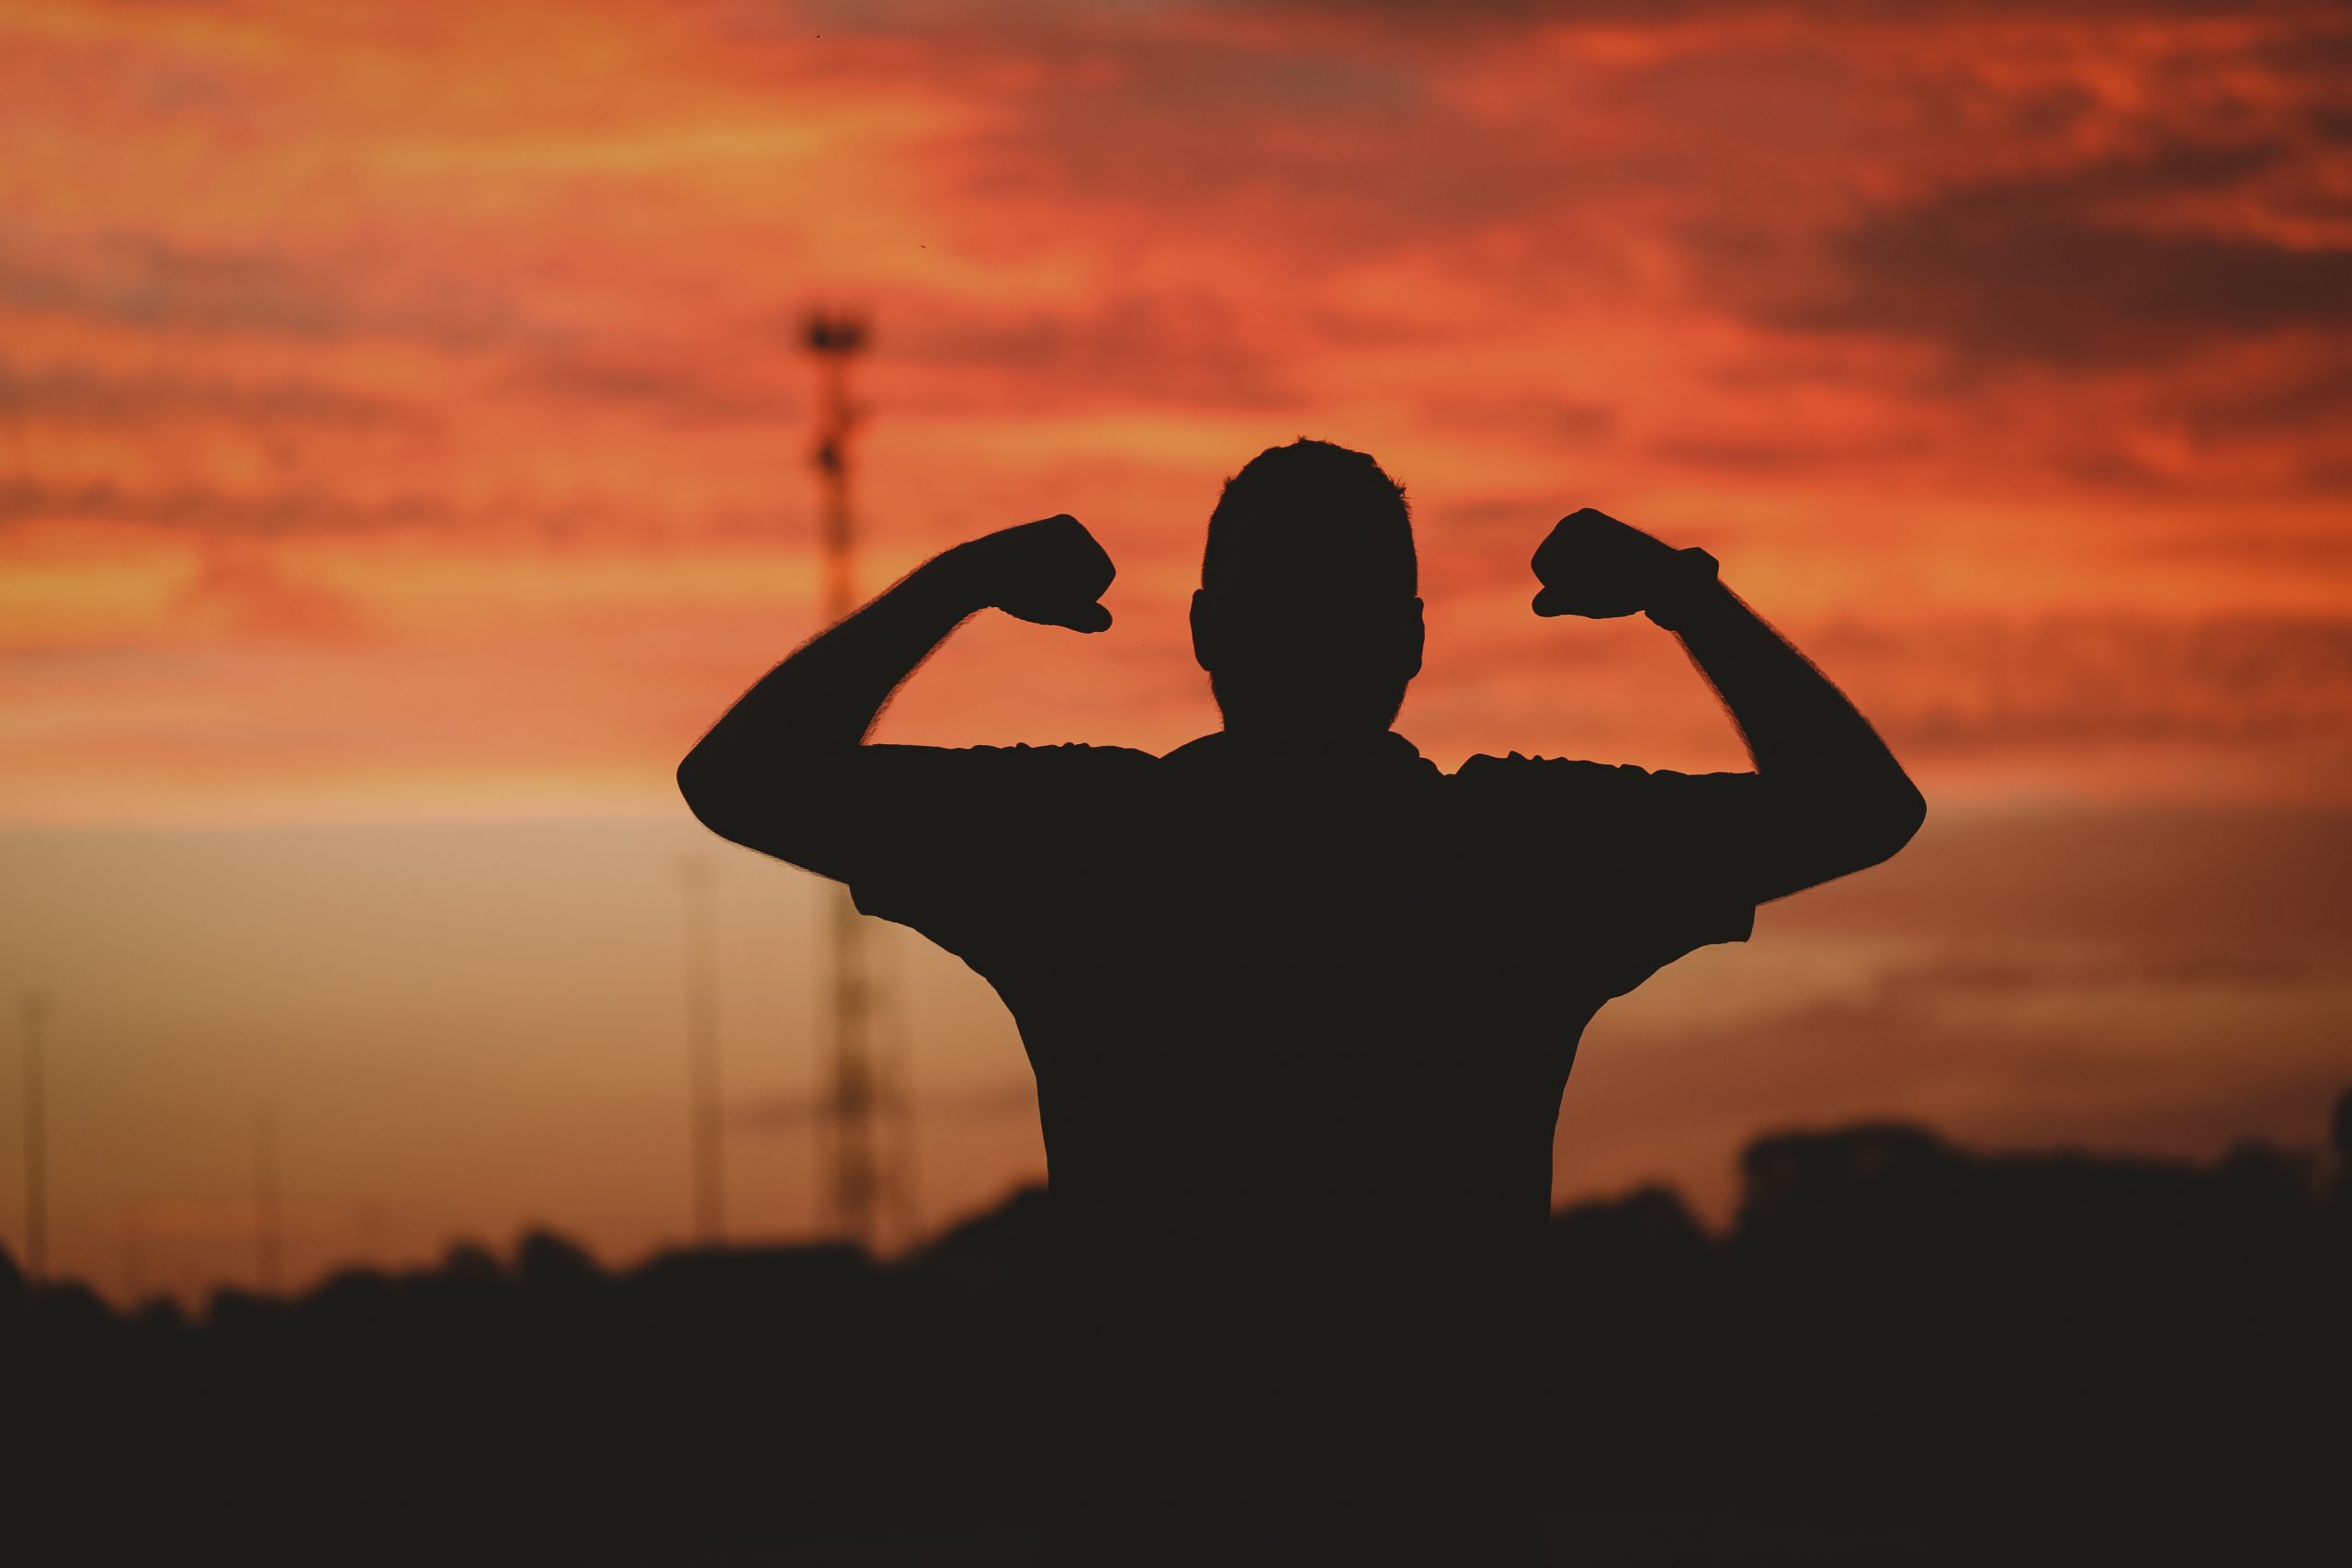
[1786,776,1924,884]
[1851,777,1927,870]
[677,747,751,844]
[676,745,842,869]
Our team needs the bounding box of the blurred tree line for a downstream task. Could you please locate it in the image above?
[10,1089,2347,1564]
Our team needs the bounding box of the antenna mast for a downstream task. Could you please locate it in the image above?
[801,310,911,1252]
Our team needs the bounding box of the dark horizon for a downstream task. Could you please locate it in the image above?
[9,0,2352,1295]
[12,1082,2345,1319]
[15,1085,2348,1562]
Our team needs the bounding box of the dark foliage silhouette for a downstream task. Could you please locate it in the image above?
[8,1096,2349,1563]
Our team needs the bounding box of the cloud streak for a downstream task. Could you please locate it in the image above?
[3,0,2349,817]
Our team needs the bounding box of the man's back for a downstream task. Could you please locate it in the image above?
[812,728,1764,1548]
[841,730,1756,1250]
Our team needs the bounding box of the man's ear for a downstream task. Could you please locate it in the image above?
[1190,589,1219,674]
[1402,597,1426,682]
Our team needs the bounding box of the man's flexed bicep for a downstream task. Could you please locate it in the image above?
[1530,507,1925,906]
[675,514,1115,878]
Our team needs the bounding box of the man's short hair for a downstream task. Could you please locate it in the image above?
[1203,439,1416,602]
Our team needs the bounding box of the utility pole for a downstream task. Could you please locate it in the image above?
[801,310,911,1252]
[254,1104,281,1295]
[121,1202,145,1303]
[20,994,47,1284]
[680,855,725,1246]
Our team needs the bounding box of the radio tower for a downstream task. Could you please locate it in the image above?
[802,310,910,1252]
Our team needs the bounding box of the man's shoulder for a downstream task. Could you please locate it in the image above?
[848,742,1161,817]
[1451,751,1642,788]
[870,740,1158,769]
[1453,752,1751,788]
[1015,740,1161,774]
[1448,754,1766,820]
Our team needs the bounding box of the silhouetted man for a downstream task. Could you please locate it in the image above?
[679,440,1924,1561]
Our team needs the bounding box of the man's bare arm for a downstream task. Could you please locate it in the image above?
[676,514,1114,871]
[1532,507,1925,902]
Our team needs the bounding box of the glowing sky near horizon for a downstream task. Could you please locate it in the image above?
[2,0,2349,1297]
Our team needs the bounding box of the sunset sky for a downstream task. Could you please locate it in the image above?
[3,0,2348,1300]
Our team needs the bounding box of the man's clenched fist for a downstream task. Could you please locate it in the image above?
[1530,507,1684,620]
[948,514,1116,633]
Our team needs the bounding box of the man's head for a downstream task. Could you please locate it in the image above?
[1192,439,1424,738]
